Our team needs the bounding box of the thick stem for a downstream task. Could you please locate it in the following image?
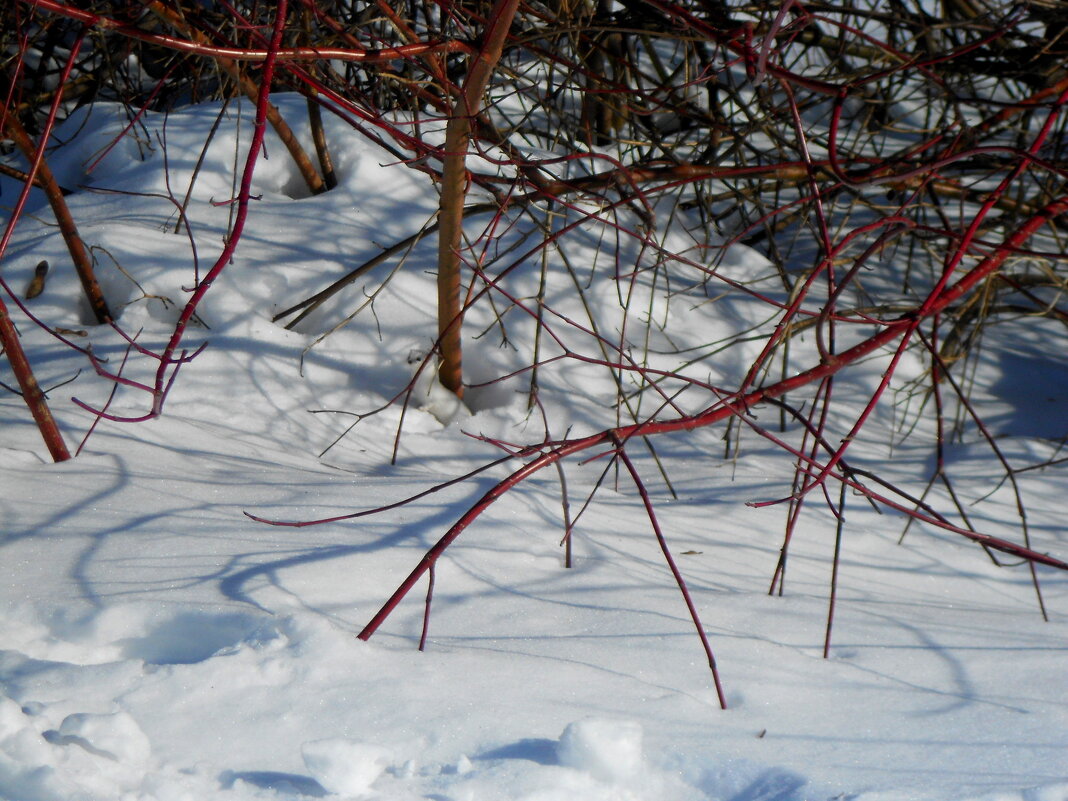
[2,86,112,325]
[0,299,71,462]
[307,96,337,191]
[436,117,470,397]
[303,7,337,192]
[436,0,521,398]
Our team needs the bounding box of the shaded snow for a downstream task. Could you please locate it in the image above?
[0,95,1065,801]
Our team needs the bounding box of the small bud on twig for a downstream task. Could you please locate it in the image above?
[25,260,50,300]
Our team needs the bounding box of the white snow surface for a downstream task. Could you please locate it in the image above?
[0,96,1066,801]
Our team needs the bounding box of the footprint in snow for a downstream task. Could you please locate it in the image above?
[118,610,272,665]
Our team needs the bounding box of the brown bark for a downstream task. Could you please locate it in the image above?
[0,299,71,462]
[3,114,112,324]
[436,0,522,398]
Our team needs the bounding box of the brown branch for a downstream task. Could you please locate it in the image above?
[20,0,476,63]
[0,298,71,462]
[436,0,522,399]
[2,114,112,324]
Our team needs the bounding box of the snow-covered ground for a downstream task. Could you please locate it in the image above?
[1,96,1066,801]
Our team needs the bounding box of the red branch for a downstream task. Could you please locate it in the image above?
[355,191,1068,642]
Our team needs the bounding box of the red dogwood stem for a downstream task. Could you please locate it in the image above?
[149,0,290,415]
[358,191,1068,641]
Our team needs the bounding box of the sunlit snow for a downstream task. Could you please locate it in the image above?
[0,95,1065,801]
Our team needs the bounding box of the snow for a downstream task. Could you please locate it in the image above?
[301,739,392,797]
[1,94,1066,801]
[557,719,644,783]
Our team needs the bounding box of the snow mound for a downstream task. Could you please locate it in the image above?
[301,738,392,797]
[557,718,644,784]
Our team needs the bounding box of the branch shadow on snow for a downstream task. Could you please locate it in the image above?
[216,477,498,615]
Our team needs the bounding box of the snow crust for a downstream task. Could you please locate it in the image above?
[0,95,1065,801]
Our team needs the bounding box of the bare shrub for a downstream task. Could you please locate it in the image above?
[4,1,1067,706]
